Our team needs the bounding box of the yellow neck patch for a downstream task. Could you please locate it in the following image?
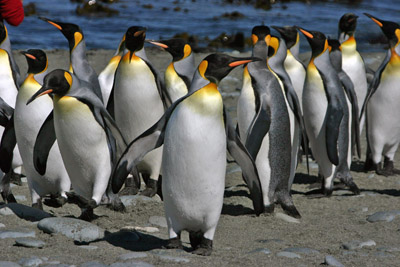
[64,71,73,87]
[185,82,222,115]
[395,29,400,48]
[269,37,279,57]
[73,32,83,50]
[198,60,208,80]
[122,51,140,63]
[183,44,191,58]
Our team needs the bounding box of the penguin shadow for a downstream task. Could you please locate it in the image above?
[350,159,366,172]
[97,230,167,251]
[222,184,260,216]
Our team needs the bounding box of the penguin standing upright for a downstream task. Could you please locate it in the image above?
[272,26,306,112]
[98,34,126,105]
[14,50,71,209]
[362,14,400,176]
[108,26,167,197]
[147,38,195,105]
[267,34,308,191]
[0,21,21,86]
[27,70,126,220]
[39,17,103,103]
[298,27,359,195]
[237,25,300,217]
[111,53,263,256]
[338,13,368,146]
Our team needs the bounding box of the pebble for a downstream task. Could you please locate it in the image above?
[374,251,394,258]
[120,195,159,207]
[276,251,301,258]
[367,211,400,222]
[258,239,284,244]
[121,226,159,233]
[324,255,345,267]
[18,257,43,267]
[0,261,21,267]
[149,216,168,228]
[0,206,15,216]
[342,240,376,250]
[367,173,375,179]
[79,245,98,250]
[109,262,154,267]
[80,261,107,267]
[283,247,320,255]
[15,238,45,248]
[0,203,52,221]
[249,248,271,254]
[226,165,241,174]
[14,195,27,201]
[0,222,5,228]
[118,252,148,260]
[37,217,105,243]
[0,229,36,239]
[377,246,400,252]
[158,255,190,263]
[275,212,300,223]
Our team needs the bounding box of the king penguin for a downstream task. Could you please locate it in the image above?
[362,14,400,176]
[267,34,308,192]
[27,70,126,220]
[98,34,126,105]
[272,26,306,112]
[298,27,360,196]
[108,26,167,197]
[111,53,263,256]
[147,38,195,105]
[0,21,21,86]
[39,17,103,103]
[14,49,71,209]
[237,25,300,217]
[338,13,368,152]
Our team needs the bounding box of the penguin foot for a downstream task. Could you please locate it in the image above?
[192,238,213,256]
[347,182,360,195]
[9,172,23,186]
[1,192,17,203]
[119,177,140,196]
[189,231,203,250]
[140,179,158,198]
[32,200,43,210]
[263,204,275,215]
[79,207,97,222]
[106,196,126,213]
[44,196,68,208]
[163,237,183,249]
[376,158,400,176]
[66,191,92,208]
[280,203,301,219]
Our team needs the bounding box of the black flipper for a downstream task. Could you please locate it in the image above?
[338,70,361,158]
[111,93,191,194]
[0,97,13,127]
[0,114,16,173]
[324,96,343,166]
[245,95,271,160]
[33,111,56,175]
[360,50,391,121]
[224,108,264,215]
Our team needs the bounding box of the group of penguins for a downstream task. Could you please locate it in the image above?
[0,11,399,256]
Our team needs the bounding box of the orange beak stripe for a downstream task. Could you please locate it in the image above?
[149,41,168,49]
[47,21,62,30]
[299,29,313,39]
[38,89,53,97]
[134,30,145,37]
[25,54,36,60]
[370,17,383,27]
[229,59,253,67]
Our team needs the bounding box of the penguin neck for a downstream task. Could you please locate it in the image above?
[289,40,300,58]
[389,46,400,66]
[188,71,211,94]
[341,36,357,55]
[174,53,195,83]
[70,41,89,69]
[33,70,48,85]
[310,48,332,72]
[133,47,148,61]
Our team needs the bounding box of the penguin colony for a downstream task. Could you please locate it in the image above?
[0,12,399,256]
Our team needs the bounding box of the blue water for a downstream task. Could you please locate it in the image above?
[6,0,400,53]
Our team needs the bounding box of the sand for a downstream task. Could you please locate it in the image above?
[0,48,399,266]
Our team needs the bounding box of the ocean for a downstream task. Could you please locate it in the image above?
[6,0,400,53]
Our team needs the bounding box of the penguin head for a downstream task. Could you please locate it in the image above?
[338,13,358,38]
[327,38,341,53]
[297,27,328,58]
[21,49,48,75]
[198,53,260,85]
[364,13,400,48]
[39,17,83,51]
[251,25,271,46]
[125,26,147,53]
[0,21,7,45]
[27,69,72,105]
[271,25,298,49]
[147,38,191,62]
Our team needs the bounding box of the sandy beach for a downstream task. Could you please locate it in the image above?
[1,48,400,267]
